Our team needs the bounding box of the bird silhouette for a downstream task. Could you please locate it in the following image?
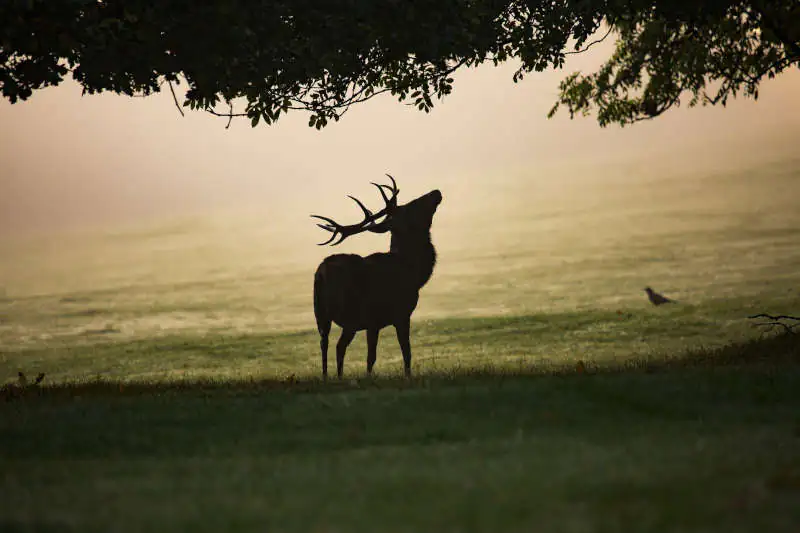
[644,287,675,306]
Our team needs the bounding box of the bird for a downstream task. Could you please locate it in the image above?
[644,286,675,306]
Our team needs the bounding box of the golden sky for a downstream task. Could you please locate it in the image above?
[1,47,799,237]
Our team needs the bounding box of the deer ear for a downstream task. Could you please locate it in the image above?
[367,219,391,234]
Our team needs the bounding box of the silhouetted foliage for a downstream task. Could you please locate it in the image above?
[1,1,798,127]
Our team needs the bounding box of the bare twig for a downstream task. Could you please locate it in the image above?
[564,26,614,55]
[749,314,800,321]
[168,79,184,117]
[206,107,248,118]
[748,313,800,334]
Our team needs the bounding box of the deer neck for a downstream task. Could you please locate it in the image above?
[389,232,437,288]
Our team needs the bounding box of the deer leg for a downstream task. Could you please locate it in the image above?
[366,327,380,375]
[320,335,329,379]
[394,318,412,378]
[336,328,356,379]
[318,322,332,379]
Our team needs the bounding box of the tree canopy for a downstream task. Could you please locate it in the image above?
[1,0,798,128]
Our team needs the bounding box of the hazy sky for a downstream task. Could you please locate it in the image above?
[1,44,799,237]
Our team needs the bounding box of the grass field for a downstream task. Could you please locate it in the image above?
[1,155,800,531]
[1,333,799,533]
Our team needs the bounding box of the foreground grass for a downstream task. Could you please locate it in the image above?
[1,333,799,533]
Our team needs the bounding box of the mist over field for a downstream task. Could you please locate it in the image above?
[2,150,799,358]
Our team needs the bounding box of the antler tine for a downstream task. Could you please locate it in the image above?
[310,214,337,229]
[310,214,335,223]
[348,195,374,220]
[310,215,339,245]
[371,174,399,207]
[318,231,339,246]
[371,181,391,203]
[384,173,398,194]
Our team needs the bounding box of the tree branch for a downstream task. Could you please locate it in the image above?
[225,100,233,129]
[201,56,469,127]
[748,313,800,334]
[168,79,184,117]
[564,26,613,56]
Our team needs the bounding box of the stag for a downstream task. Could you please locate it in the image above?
[311,175,442,379]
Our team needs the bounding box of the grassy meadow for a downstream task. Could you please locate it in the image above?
[1,155,799,532]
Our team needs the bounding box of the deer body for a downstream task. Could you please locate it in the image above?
[315,252,424,330]
[311,177,441,378]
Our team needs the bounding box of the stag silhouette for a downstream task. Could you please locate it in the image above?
[311,175,442,379]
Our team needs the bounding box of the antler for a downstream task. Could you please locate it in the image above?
[311,174,400,246]
[371,174,399,212]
